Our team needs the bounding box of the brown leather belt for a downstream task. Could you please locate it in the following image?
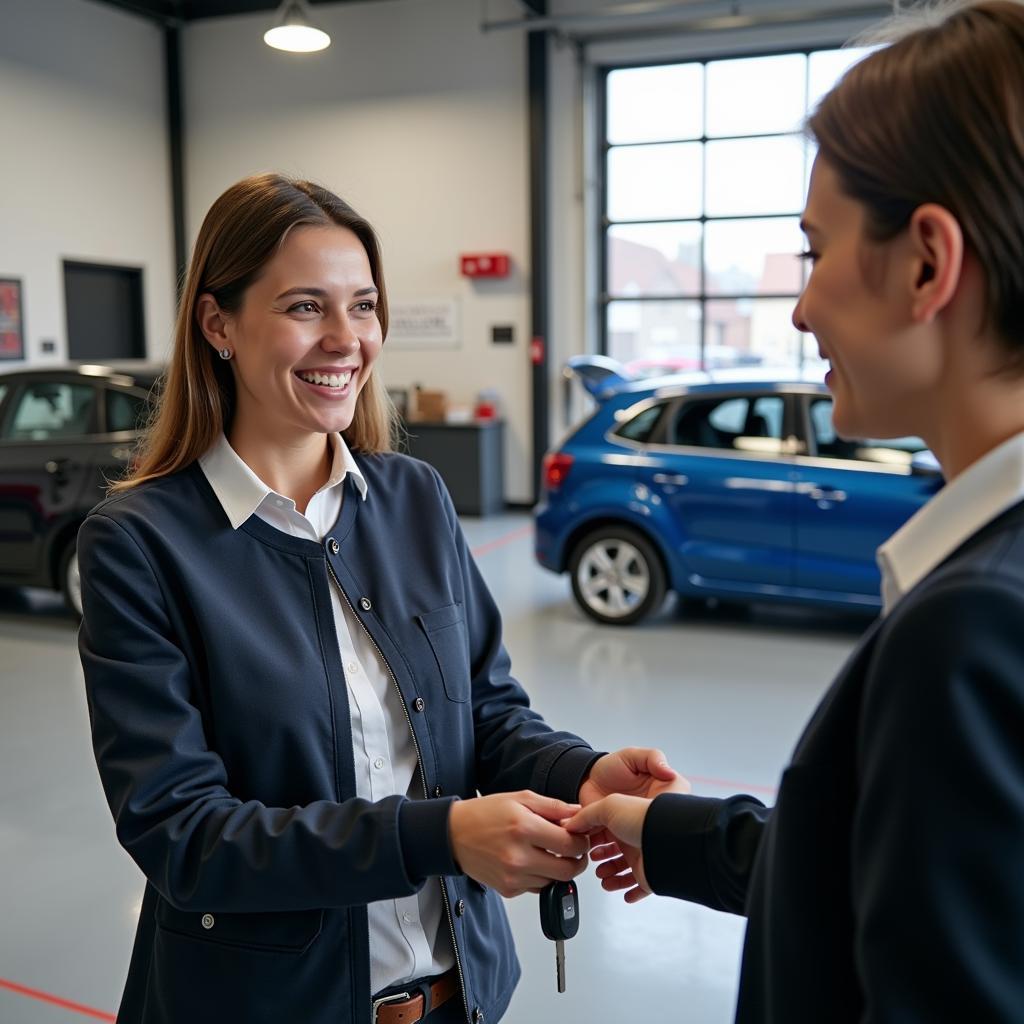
[372,969,459,1024]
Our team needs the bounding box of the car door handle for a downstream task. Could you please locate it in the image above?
[807,487,847,502]
[653,473,689,486]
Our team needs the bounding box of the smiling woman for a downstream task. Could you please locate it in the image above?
[113,175,395,494]
[75,173,678,1024]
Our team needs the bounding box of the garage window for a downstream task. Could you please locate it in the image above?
[602,46,874,375]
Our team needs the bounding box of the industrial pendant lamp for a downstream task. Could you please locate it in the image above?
[263,0,331,53]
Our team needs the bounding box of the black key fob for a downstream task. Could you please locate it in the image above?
[539,880,580,941]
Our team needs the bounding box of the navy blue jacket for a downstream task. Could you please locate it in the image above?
[78,453,598,1024]
[643,499,1024,1021]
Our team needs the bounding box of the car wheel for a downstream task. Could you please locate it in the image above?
[59,541,82,620]
[569,525,667,625]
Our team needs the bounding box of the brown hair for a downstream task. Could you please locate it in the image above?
[808,0,1024,361]
[113,173,396,492]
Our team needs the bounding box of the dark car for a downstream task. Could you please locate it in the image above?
[0,363,162,616]
[535,360,944,625]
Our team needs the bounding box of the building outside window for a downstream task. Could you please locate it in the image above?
[602,47,873,377]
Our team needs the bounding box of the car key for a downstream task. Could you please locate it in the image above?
[539,880,579,993]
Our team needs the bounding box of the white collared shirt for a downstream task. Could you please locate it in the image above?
[199,433,453,993]
[877,432,1024,613]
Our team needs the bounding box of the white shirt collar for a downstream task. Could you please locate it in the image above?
[877,431,1024,613]
[199,432,367,531]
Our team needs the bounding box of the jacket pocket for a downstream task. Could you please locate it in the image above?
[417,603,471,703]
[156,899,324,955]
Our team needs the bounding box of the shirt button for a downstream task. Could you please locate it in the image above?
[275,498,285,507]
[373,757,385,770]
[348,662,359,675]
[201,914,215,930]
[328,538,339,555]
[434,785,443,798]
[413,697,425,713]
[403,912,414,924]
[360,597,372,611]
[456,899,465,917]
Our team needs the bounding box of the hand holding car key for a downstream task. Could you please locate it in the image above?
[539,879,579,993]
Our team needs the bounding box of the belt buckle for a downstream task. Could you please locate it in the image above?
[372,991,410,1024]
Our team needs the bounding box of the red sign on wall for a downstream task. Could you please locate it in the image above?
[460,253,510,279]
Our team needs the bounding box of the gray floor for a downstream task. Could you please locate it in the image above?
[0,513,869,1023]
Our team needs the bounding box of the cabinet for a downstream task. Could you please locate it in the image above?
[402,420,505,516]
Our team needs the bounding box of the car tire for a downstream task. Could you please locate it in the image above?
[569,525,667,626]
[59,540,82,620]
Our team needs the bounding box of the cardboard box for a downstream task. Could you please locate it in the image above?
[410,388,448,422]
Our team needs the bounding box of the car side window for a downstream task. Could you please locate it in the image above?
[808,397,926,465]
[671,394,785,453]
[615,401,667,443]
[106,389,150,433]
[3,382,96,441]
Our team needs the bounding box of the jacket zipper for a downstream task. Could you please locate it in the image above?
[325,559,470,1023]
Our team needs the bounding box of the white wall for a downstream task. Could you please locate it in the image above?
[183,0,537,502]
[0,0,176,365]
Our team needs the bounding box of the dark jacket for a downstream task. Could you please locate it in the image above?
[78,453,598,1024]
[643,499,1024,1022]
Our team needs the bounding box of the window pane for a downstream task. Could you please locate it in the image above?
[608,222,702,298]
[672,394,785,452]
[705,217,804,295]
[705,136,806,216]
[808,47,877,111]
[801,334,828,377]
[6,382,95,440]
[615,402,668,442]
[607,299,702,370]
[607,64,704,145]
[106,389,148,432]
[704,297,801,368]
[706,54,807,137]
[607,142,703,221]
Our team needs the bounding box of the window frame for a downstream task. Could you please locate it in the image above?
[598,44,854,370]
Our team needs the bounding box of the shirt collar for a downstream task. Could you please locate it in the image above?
[877,431,1024,613]
[199,432,367,531]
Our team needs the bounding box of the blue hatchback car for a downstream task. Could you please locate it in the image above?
[534,359,944,625]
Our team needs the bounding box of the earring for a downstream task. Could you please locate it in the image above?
[219,348,232,360]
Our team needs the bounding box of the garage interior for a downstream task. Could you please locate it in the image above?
[2,1,903,1021]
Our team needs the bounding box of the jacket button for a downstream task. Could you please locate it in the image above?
[201,914,215,930]
[434,784,443,798]
[473,1009,484,1024]
[360,596,372,611]
[328,538,339,555]
[456,899,466,916]
[413,697,425,713]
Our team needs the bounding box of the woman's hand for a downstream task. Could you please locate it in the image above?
[563,794,654,904]
[448,791,590,898]
[578,747,683,807]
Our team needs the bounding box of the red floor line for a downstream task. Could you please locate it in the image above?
[470,523,533,558]
[0,978,116,1021]
[687,774,778,796]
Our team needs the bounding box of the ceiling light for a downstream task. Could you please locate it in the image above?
[264,0,331,53]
